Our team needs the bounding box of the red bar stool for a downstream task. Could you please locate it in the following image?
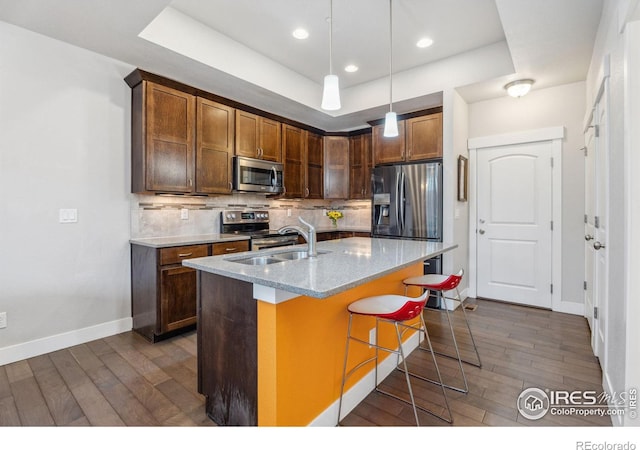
[403,269,482,390]
[337,290,452,426]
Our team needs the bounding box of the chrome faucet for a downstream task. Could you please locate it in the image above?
[278,217,317,257]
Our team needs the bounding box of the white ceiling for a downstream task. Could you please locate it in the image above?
[0,0,603,132]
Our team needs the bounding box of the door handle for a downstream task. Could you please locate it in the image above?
[478,229,485,235]
[593,241,605,250]
[585,234,593,241]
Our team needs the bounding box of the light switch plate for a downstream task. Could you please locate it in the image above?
[59,209,78,223]
[0,312,7,329]
[181,208,189,220]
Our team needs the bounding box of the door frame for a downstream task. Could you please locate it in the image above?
[468,127,578,315]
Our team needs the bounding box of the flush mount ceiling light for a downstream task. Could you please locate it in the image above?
[292,28,309,40]
[383,0,398,137]
[321,0,341,110]
[505,79,534,98]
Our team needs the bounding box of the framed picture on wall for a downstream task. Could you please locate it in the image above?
[458,155,468,202]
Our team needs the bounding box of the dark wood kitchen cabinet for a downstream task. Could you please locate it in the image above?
[306,131,324,199]
[405,112,442,161]
[324,136,349,199]
[131,240,249,342]
[282,124,306,198]
[130,81,196,194]
[349,132,372,199]
[235,110,282,162]
[372,111,442,165]
[131,243,208,342]
[196,98,235,194]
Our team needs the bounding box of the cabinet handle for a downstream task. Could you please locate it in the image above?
[178,252,193,258]
[229,182,233,190]
[305,187,309,197]
[225,248,238,252]
[188,178,192,187]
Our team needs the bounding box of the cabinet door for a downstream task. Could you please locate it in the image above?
[349,134,371,199]
[282,124,306,198]
[372,121,406,165]
[324,136,349,199]
[160,266,197,333]
[259,117,282,162]
[406,112,442,161]
[235,110,260,158]
[306,132,324,199]
[146,82,195,193]
[196,98,235,194]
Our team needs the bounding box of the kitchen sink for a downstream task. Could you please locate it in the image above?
[227,250,331,265]
[273,250,330,260]
[231,256,285,265]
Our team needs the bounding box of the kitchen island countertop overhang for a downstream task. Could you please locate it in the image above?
[182,237,457,300]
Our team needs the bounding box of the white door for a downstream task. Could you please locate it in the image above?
[592,84,609,360]
[476,142,553,308]
[583,126,596,338]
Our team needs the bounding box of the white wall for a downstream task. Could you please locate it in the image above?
[0,22,134,364]
[467,81,587,308]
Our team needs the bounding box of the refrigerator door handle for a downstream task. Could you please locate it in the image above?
[399,171,406,233]
[395,170,401,231]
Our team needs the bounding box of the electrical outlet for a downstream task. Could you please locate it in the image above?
[180,208,189,220]
[59,208,78,223]
[368,328,376,348]
[0,312,7,329]
[287,208,292,217]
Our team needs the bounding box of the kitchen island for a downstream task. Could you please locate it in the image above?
[183,237,457,426]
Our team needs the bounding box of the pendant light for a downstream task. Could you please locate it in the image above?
[321,0,341,110]
[383,0,398,137]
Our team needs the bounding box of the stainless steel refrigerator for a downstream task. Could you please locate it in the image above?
[372,162,443,304]
[372,162,443,241]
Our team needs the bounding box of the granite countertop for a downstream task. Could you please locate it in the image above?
[129,233,250,248]
[182,237,456,300]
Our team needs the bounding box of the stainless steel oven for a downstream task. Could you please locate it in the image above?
[233,156,284,194]
[221,210,297,250]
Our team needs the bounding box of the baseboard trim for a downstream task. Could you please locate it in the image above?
[0,318,132,366]
[308,330,421,426]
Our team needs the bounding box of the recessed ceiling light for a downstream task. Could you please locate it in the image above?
[344,64,359,73]
[416,37,434,48]
[292,28,309,40]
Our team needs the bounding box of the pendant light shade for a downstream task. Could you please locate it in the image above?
[321,0,341,111]
[383,0,398,137]
[383,111,398,137]
[322,74,341,110]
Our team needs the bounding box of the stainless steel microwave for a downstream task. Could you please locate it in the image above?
[233,156,284,194]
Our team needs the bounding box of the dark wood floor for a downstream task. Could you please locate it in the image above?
[0,298,610,427]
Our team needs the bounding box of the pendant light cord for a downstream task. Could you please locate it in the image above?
[389,0,393,112]
[329,0,333,76]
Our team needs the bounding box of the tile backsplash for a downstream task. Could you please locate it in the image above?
[130,193,371,239]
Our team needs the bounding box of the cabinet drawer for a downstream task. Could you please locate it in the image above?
[213,240,250,255]
[160,244,209,265]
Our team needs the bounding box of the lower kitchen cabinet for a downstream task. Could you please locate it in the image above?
[131,240,250,342]
[132,243,209,342]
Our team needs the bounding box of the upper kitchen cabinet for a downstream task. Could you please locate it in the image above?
[130,80,196,194]
[196,98,235,194]
[372,111,442,165]
[306,131,324,199]
[349,132,372,199]
[405,112,442,161]
[324,136,349,199]
[235,110,282,162]
[282,124,306,198]
[372,120,406,165]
